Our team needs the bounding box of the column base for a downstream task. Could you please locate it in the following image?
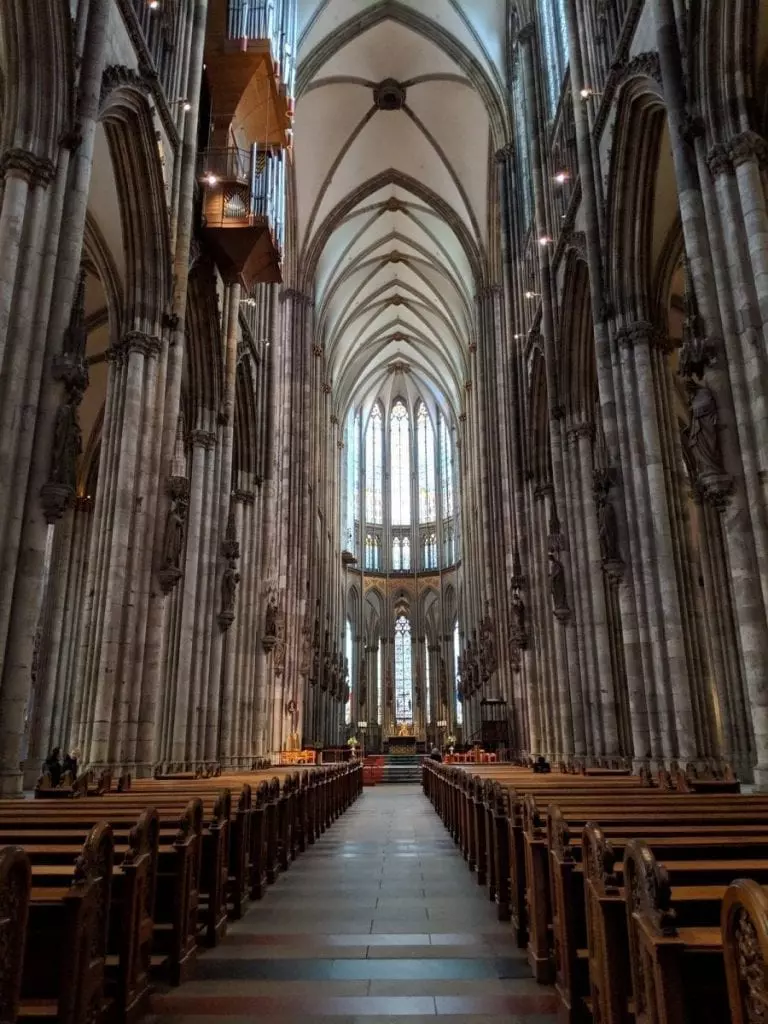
[0,768,25,797]
[751,764,768,791]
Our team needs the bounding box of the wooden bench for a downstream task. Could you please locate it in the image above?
[19,821,113,1024]
[564,818,768,1023]
[0,845,31,1023]
[721,877,768,1023]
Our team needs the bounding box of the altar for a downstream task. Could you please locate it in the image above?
[387,735,418,755]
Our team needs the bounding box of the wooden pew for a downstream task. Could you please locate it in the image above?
[722,877,768,1024]
[19,821,114,1024]
[567,819,768,1024]
[0,845,31,1023]
[524,793,768,983]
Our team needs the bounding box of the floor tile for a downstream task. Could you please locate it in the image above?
[150,786,557,1022]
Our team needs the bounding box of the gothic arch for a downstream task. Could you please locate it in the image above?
[527,347,551,486]
[604,76,667,319]
[0,0,73,161]
[559,255,596,425]
[100,80,173,332]
[185,262,224,425]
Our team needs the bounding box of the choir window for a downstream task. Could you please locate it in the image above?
[394,615,413,723]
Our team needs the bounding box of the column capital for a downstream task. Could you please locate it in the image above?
[233,489,256,505]
[518,21,535,43]
[566,422,595,444]
[0,148,56,186]
[707,143,733,179]
[280,287,313,306]
[187,429,217,450]
[121,330,163,358]
[614,320,660,350]
[729,130,768,170]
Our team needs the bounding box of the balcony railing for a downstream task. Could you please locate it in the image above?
[226,0,297,100]
[198,144,285,253]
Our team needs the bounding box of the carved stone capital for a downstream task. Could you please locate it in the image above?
[614,320,656,350]
[122,330,163,358]
[729,130,768,170]
[0,148,56,186]
[188,429,217,449]
[312,344,324,358]
[533,482,554,502]
[233,489,256,505]
[281,287,312,306]
[707,143,733,178]
[567,422,595,444]
[322,381,332,394]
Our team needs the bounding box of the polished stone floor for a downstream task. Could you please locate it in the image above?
[149,785,557,1022]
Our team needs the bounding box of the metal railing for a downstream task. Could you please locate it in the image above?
[198,144,285,252]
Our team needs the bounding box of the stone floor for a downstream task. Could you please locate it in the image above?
[148,785,557,1022]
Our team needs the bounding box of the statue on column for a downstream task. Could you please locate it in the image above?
[221,564,240,614]
[479,604,497,680]
[683,379,725,479]
[162,497,186,570]
[264,590,279,640]
[548,552,569,618]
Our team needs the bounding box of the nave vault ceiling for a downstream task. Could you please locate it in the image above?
[293,0,509,421]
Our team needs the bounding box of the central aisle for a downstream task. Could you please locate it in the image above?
[150,785,557,1021]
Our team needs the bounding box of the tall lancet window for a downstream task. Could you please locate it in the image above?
[344,619,353,725]
[345,408,360,554]
[390,400,411,526]
[424,638,432,725]
[513,63,534,230]
[394,614,413,723]
[439,412,454,518]
[453,620,463,726]
[417,402,436,523]
[365,403,383,525]
[539,0,569,116]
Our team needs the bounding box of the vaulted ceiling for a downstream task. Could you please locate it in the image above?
[292,0,509,421]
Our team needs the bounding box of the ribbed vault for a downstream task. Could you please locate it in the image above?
[294,0,507,420]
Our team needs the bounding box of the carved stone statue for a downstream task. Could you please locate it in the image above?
[162,498,186,569]
[221,565,240,613]
[50,401,82,489]
[265,590,279,638]
[596,492,620,563]
[509,590,528,649]
[684,380,724,479]
[549,552,568,614]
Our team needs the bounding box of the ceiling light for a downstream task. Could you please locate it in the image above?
[513,333,523,340]
[580,87,601,100]
[205,173,218,186]
[538,236,552,246]
[524,291,539,300]
[148,0,159,8]
[553,171,569,185]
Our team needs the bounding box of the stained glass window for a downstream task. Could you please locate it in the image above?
[345,619,353,725]
[377,639,382,726]
[453,620,462,725]
[402,536,411,571]
[417,402,436,523]
[539,0,569,117]
[394,615,413,723]
[365,403,383,524]
[439,413,454,519]
[344,408,360,554]
[390,401,411,526]
[424,639,432,725]
[423,532,437,570]
[392,537,402,571]
[513,64,534,231]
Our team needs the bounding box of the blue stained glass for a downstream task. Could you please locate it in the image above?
[394,615,413,723]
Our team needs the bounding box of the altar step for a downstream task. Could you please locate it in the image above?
[364,754,423,785]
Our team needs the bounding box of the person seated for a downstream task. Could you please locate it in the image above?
[532,754,551,774]
[429,746,442,762]
[62,749,79,778]
[42,747,63,787]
